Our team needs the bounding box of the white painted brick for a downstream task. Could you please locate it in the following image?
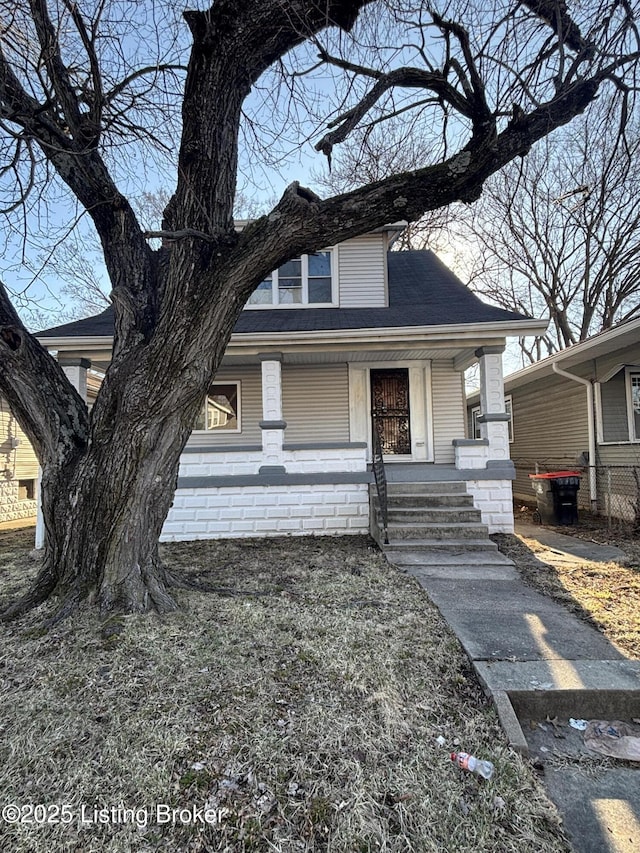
[171,509,196,521]
[204,522,233,533]
[277,494,306,506]
[324,518,348,530]
[302,518,325,530]
[219,508,245,520]
[162,522,185,534]
[242,507,268,519]
[204,495,231,507]
[276,519,303,531]
[336,505,360,516]
[266,507,290,519]
[192,509,219,521]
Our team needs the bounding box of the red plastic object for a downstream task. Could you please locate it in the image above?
[528,471,581,479]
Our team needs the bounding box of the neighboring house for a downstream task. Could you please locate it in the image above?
[37,225,546,541]
[0,396,38,526]
[467,318,640,522]
[1,373,102,529]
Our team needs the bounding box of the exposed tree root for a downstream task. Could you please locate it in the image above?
[0,563,57,622]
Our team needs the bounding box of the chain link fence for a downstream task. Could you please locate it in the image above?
[512,457,640,532]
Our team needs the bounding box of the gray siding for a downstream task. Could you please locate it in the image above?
[338,234,387,308]
[509,374,589,504]
[282,364,350,442]
[431,361,465,463]
[600,371,629,442]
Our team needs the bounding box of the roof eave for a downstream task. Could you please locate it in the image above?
[502,317,640,391]
[38,317,547,354]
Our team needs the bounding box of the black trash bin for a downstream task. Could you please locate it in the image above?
[529,471,581,525]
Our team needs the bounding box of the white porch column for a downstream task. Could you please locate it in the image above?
[35,356,91,549]
[475,345,510,461]
[259,353,286,473]
[58,356,91,402]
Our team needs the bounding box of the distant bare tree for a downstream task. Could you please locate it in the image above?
[0,0,638,622]
[460,104,640,360]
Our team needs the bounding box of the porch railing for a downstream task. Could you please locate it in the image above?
[372,416,389,544]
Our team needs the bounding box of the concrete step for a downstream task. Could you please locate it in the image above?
[382,507,482,524]
[384,538,499,553]
[387,550,514,567]
[384,481,469,495]
[374,493,475,508]
[387,521,490,540]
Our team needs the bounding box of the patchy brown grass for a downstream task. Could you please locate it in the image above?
[495,507,640,659]
[0,529,569,852]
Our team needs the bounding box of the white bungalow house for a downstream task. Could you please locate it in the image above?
[37,225,546,543]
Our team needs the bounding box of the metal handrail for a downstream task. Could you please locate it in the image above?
[371,416,389,544]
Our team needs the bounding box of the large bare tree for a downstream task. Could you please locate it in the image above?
[0,0,638,621]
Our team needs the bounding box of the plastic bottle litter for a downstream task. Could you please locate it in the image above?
[451,752,494,779]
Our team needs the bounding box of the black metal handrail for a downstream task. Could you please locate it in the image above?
[371,416,389,544]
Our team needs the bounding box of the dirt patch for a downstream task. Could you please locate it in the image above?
[0,530,570,852]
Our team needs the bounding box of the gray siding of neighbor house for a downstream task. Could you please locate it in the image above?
[599,371,629,443]
[282,364,350,443]
[508,374,590,507]
[337,234,387,308]
[432,361,465,464]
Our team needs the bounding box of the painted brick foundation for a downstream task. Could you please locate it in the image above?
[466,479,514,534]
[0,478,37,525]
[161,483,370,541]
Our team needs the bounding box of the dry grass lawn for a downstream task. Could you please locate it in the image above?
[499,509,640,658]
[0,529,569,852]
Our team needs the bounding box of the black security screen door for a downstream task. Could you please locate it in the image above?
[370,368,411,455]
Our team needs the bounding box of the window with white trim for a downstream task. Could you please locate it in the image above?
[246,251,335,307]
[470,396,513,442]
[194,382,241,433]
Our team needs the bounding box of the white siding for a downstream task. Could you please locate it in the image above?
[431,361,465,463]
[338,234,387,307]
[282,364,350,443]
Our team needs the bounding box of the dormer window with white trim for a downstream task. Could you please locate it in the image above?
[246,251,336,307]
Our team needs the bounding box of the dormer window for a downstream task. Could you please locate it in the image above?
[246,251,336,307]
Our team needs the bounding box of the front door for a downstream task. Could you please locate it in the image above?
[370,368,411,456]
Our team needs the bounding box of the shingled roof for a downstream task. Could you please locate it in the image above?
[38,249,528,339]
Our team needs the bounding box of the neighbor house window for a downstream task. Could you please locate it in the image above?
[194,382,241,433]
[18,479,35,500]
[628,369,640,441]
[470,396,513,442]
[246,251,335,307]
[471,405,481,440]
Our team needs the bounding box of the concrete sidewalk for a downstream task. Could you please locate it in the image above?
[385,523,640,853]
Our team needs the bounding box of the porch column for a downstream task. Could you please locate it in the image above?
[475,346,510,461]
[36,356,92,549]
[259,353,286,473]
[58,356,91,402]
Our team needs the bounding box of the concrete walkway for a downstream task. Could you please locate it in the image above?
[385,523,640,853]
